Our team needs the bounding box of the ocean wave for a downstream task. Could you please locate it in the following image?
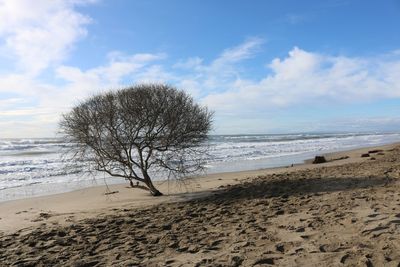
[1,133,400,193]
[208,132,379,143]
[0,138,73,154]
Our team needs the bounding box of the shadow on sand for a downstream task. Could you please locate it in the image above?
[179,175,391,204]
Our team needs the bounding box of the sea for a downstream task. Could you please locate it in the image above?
[1,132,400,202]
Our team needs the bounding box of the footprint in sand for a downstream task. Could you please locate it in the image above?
[340,253,351,264]
[15,210,28,215]
[319,243,350,253]
[253,257,277,265]
[361,225,390,237]
[31,212,53,222]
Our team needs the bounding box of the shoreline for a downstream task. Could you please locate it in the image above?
[2,134,400,203]
[0,142,398,234]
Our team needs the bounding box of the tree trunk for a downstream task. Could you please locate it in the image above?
[143,171,163,196]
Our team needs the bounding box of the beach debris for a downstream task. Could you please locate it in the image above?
[313,156,327,164]
[368,149,383,154]
[104,190,119,195]
[361,153,370,157]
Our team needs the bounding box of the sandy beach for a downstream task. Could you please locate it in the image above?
[1,143,400,266]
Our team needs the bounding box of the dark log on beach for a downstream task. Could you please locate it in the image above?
[368,149,383,154]
[313,156,327,164]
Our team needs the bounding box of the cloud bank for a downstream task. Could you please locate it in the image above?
[0,1,399,137]
[202,47,400,113]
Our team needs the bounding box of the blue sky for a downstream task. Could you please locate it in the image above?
[0,0,400,137]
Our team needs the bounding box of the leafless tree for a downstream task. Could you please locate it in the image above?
[59,84,213,196]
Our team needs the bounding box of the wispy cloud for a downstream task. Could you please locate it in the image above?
[214,37,264,64]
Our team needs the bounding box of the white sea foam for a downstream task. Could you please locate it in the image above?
[1,133,400,201]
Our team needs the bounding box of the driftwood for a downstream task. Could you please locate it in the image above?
[104,191,119,195]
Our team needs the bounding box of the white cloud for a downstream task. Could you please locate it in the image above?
[43,52,167,110]
[0,0,93,75]
[0,48,165,137]
[56,52,166,85]
[0,0,172,137]
[202,46,400,113]
[269,47,321,80]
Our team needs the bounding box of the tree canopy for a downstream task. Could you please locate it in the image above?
[60,84,213,196]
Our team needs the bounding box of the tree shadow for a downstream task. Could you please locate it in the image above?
[178,175,391,204]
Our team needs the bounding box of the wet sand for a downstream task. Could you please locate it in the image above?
[1,143,399,266]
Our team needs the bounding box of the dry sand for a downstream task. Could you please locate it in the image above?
[0,143,400,266]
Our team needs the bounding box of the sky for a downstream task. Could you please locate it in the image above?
[0,0,400,138]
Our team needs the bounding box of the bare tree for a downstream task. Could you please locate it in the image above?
[60,84,213,196]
